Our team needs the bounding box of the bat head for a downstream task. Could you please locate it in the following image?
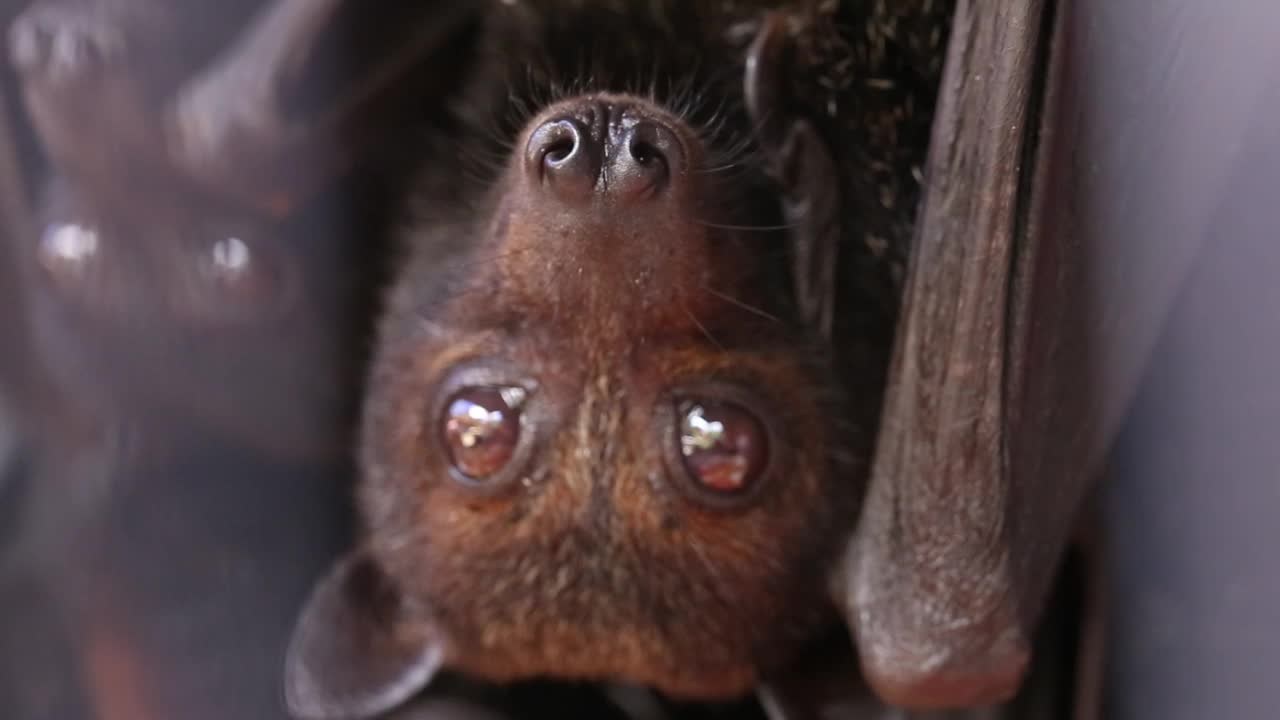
[286,88,866,718]
[20,172,377,460]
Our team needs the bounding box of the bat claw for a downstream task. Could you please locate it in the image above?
[7,5,123,85]
[167,62,288,189]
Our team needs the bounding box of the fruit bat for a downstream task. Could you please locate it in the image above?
[284,2,945,718]
[0,0,481,461]
[0,0,1124,718]
[0,1,482,719]
[288,1,1117,718]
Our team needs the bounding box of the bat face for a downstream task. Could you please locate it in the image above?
[2,0,405,459]
[16,172,372,458]
[287,83,867,718]
[363,92,858,696]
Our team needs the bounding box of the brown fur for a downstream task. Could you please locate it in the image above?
[358,85,864,699]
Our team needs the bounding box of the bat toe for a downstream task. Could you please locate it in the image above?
[7,6,123,85]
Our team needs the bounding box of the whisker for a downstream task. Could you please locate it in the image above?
[414,281,491,318]
[411,242,553,318]
[696,162,758,187]
[707,130,761,162]
[682,304,723,351]
[451,245,542,271]
[457,146,513,180]
[699,286,781,323]
[696,220,797,232]
[694,161,743,175]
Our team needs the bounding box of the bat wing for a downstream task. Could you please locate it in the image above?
[833,0,1172,710]
[840,0,1051,704]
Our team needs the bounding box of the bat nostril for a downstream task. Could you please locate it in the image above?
[628,138,661,166]
[608,118,682,202]
[524,117,601,203]
[542,137,576,165]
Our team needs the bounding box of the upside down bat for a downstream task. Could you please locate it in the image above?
[0,1,481,719]
[288,1,1115,719]
[0,0,481,460]
[0,0,1118,718]
[282,2,983,719]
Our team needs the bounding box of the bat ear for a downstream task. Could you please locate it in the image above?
[743,11,840,340]
[772,120,841,341]
[285,550,448,720]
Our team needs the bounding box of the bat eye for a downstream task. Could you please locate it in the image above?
[676,398,768,495]
[37,222,100,271]
[442,385,527,480]
[186,231,298,323]
[200,236,275,299]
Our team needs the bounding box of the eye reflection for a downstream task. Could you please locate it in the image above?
[203,236,257,286]
[677,399,768,494]
[442,386,527,480]
[37,222,99,272]
[211,236,251,273]
[197,235,286,309]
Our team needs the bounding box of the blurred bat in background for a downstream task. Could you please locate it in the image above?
[0,2,484,720]
[1,0,482,459]
[6,0,479,212]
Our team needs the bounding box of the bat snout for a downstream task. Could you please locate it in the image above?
[522,95,688,207]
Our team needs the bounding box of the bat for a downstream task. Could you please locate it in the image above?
[289,0,1118,718]
[284,2,948,719]
[1,0,483,460]
[0,0,1118,717]
[6,0,479,212]
[0,2,484,719]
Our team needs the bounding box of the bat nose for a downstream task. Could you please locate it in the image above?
[525,113,601,204]
[524,100,683,205]
[608,115,681,202]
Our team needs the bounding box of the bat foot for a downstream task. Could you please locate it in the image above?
[165,53,299,209]
[7,5,164,194]
[8,5,124,87]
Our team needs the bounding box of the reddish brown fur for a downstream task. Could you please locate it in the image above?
[358,93,862,699]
